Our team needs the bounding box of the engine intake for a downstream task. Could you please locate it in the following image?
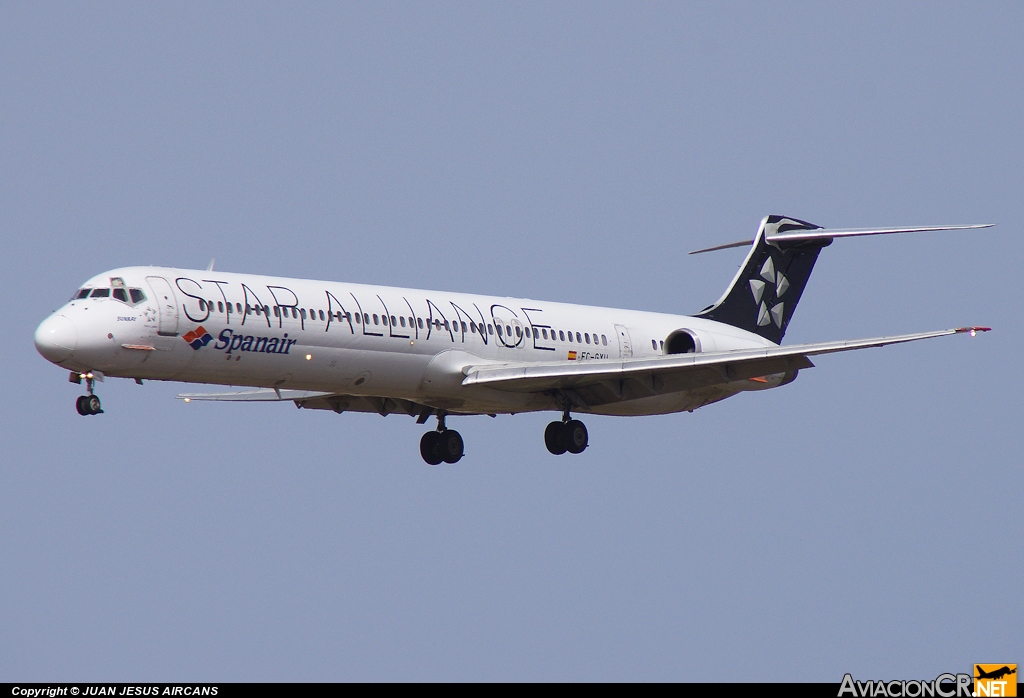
[665,329,700,354]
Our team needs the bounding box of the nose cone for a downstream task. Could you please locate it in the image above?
[35,314,77,363]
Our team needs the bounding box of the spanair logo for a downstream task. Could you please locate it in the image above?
[975,665,1017,697]
[183,326,213,350]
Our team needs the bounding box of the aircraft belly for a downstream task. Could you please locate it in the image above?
[169,346,433,396]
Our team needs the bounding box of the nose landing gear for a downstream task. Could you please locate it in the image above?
[72,372,103,416]
[545,410,588,456]
[419,411,464,465]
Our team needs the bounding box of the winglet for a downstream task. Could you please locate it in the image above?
[954,326,992,337]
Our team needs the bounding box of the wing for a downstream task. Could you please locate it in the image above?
[176,387,442,420]
[462,327,990,397]
[177,388,335,402]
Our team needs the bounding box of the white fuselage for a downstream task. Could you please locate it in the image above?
[35,266,780,416]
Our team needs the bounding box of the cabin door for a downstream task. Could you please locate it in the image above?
[146,276,179,336]
[614,324,632,358]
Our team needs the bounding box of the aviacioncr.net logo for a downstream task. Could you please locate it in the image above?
[839,673,974,698]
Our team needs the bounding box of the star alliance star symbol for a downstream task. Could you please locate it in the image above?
[749,254,788,328]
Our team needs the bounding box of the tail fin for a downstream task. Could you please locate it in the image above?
[692,216,993,344]
[694,215,829,343]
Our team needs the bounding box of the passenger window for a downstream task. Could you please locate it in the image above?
[515,326,522,337]
[542,329,548,339]
[488,324,494,335]
[235,303,242,313]
[461,321,467,333]
[363,313,369,324]
[91,288,110,298]
[660,340,665,350]
[408,317,415,328]
[300,309,306,320]
[602,334,607,346]
[496,325,503,337]
[568,332,573,343]
[417,318,424,329]
[444,320,450,330]
[524,327,530,338]
[651,339,657,349]
[319,310,325,321]
[373,314,379,325]
[470,323,477,333]
[400,317,406,327]
[273,306,279,317]
[575,332,581,343]
[559,330,565,341]
[389,315,396,326]
[382,315,388,326]
[584,333,590,344]
[246,305,253,315]
[113,288,128,302]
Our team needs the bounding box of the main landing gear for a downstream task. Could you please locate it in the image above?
[545,411,588,456]
[73,372,103,416]
[420,412,464,465]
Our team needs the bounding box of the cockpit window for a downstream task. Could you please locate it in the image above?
[90,288,110,298]
[112,288,128,302]
[74,289,91,300]
[129,288,146,304]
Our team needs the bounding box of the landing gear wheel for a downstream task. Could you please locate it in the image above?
[545,421,568,455]
[86,395,103,415]
[420,431,444,465]
[76,395,90,416]
[440,429,464,464]
[564,419,588,454]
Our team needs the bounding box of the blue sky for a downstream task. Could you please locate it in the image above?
[1,1,1020,681]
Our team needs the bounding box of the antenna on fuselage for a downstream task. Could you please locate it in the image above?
[206,258,215,271]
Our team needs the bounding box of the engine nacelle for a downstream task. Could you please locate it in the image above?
[664,328,702,354]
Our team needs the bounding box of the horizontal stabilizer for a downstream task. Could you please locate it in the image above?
[690,223,992,254]
[177,388,336,402]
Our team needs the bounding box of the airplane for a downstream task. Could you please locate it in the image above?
[975,666,1016,681]
[34,215,992,465]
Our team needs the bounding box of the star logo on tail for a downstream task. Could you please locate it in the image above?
[749,254,789,329]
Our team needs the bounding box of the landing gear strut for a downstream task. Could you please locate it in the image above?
[74,373,103,416]
[420,411,464,465]
[545,409,588,455]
